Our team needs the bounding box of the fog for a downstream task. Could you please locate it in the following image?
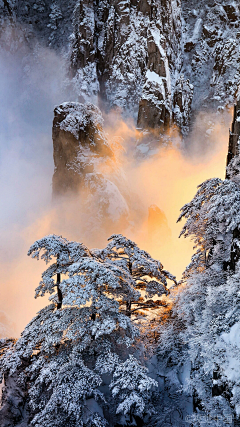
[0,39,232,337]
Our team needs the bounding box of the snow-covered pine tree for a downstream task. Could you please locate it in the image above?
[97,234,177,318]
[0,233,174,426]
[110,355,158,426]
[157,158,240,426]
[47,3,62,46]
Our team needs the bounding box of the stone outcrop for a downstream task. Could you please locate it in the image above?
[226,100,240,169]
[52,102,114,196]
[173,75,194,135]
[52,102,129,226]
[137,73,194,135]
[182,0,240,113]
[137,75,171,131]
[225,100,240,181]
[2,0,240,135]
[70,0,183,129]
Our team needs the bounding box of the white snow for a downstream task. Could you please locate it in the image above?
[192,18,202,42]
[146,70,162,85]
[149,28,172,95]
[145,70,166,98]
[150,27,161,48]
[221,322,240,349]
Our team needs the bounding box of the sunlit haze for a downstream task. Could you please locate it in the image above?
[0,45,231,337]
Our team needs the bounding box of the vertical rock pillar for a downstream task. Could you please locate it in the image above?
[226,100,240,177]
[52,102,113,198]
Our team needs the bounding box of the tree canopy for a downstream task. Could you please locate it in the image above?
[157,160,240,425]
[0,233,175,426]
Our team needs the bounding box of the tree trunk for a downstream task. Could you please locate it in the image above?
[56,272,62,310]
[126,259,133,317]
[126,300,132,317]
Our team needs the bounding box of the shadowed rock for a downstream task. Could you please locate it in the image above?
[70,0,182,122]
[137,79,171,131]
[173,76,194,136]
[52,102,113,197]
[52,102,129,233]
[226,100,240,173]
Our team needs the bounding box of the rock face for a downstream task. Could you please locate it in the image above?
[1,1,240,134]
[3,0,240,134]
[52,102,114,196]
[225,100,240,182]
[226,101,240,170]
[70,0,183,130]
[0,0,188,133]
[0,0,76,50]
[172,75,194,135]
[52,102,129,227]
[182,0,240,114]
[137,73,172,131]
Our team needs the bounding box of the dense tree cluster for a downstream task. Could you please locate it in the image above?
[3,159,240,426]
[157,158,240,426]
[0,234,175,426]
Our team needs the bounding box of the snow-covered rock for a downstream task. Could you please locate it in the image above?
[70,0,182,128]
[2,0,240,133]
[52,102,129,226]
[52,102,113,195]
[0,0,184,132]
[173,75,193,135]
[226,99,240,175]
[182,0,240,112]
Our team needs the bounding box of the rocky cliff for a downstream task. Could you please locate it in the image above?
[70,0,183,129]
[52,102,114,195]
[226,100,240,170]
[52,102,129,229]
[182,0,240,115]
[1,0,239,135]
[0,0,190,135]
